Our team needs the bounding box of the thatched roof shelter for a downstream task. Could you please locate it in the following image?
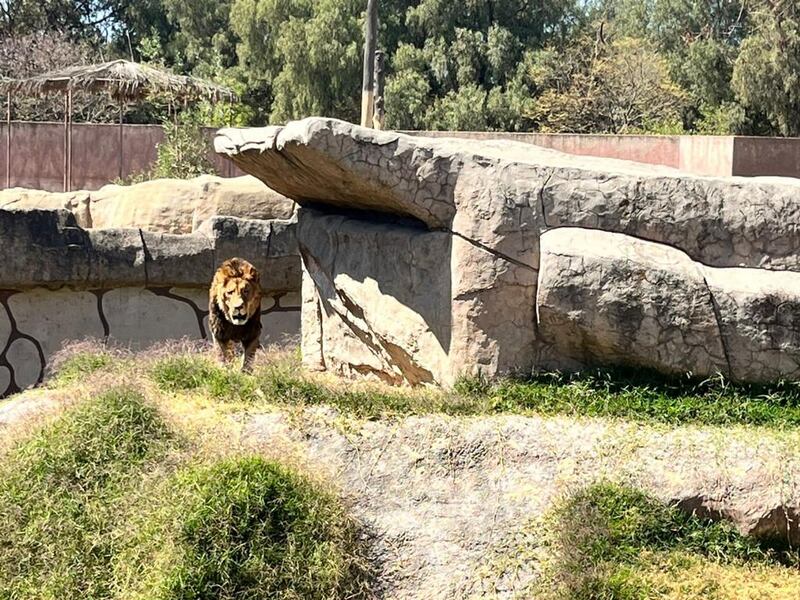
[1,60,236,191]
[0,59,236,102]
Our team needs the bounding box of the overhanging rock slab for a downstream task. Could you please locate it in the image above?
[216,117,800,385]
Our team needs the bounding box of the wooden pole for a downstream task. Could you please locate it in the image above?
[5,92,10,189]
[360,0,378,127]
[67,89,72,192]
[373,50,386,130]
[63,92,68,192]
[118,100,123,180]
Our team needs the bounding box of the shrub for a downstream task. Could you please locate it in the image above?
[0,387,173,599]
[119,457,368,599]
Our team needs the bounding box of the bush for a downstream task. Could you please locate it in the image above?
[0,387,173,599]
[119,457,368,599]
[117,109,217,184]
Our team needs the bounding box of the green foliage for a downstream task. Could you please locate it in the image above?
[6,0,797,135]
[530,36,687,133]
[120,457,366,599]
[151,110,217,179]
[121,109,217,183]
[695,101,746,135]
[385,69,431,130]
[534,482,798,599]
[425,84,488,130]
[230,0,363,124]
[0,387,173,599]
[732,1,800,137]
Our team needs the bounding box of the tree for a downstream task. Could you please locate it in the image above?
[529,36,686,133]
[229,0,363,124]
[0,31,118,122]
[732,1,800,136]
[600,0,748,132]
[384,0,582,131]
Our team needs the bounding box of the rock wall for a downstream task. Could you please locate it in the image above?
[0,208,301,397]
[0,175,295,233]
[216,117,800,386]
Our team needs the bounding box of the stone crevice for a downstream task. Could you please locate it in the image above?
[697,268,734,379]
[449,230,538,273]
[138,228,150,287]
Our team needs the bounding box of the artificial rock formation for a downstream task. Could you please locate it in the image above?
[0,175,295,233]
[0,207,301,397]
[216,117,800,386]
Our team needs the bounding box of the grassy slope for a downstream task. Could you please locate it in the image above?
[19,346,800,599]
[531,483,800,600]
[0,379,367,600]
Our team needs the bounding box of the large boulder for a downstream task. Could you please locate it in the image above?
[0,189,92,227]
[537,228,800,382]
[0,175,295,233]
[216,117,800,385]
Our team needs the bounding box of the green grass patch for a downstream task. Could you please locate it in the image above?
[151,355,444,417]
[51,349,115,384]
[150,355,259,399]
[0,386,174,599]
[0,381,371,599]
[486,368,800,427]
[119,456,369,600]
[149,352,800,427]
[534,482,800,599]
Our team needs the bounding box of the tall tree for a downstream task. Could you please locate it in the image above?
[230,0,363,124]
[732,0,800,136]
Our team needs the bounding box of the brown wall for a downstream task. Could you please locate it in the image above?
[732,137,800,178]
[4,122,800,192]
[409,130,683,168]
[0,121,243,192]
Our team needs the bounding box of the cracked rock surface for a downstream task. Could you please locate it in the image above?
[216,117,800,385]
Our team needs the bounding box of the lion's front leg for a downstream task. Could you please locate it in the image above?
[215,338,235,365]
[241,336,260,373]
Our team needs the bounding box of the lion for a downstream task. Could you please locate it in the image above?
[208,257,262,372]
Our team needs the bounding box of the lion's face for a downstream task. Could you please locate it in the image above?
[212,259,262,326]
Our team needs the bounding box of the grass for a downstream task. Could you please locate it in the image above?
[139,349,800,427]
[533,482,800,600]
[486,368,800,427]
[0,386,174,599]
[12,346,800,598]
[118,457,368,600]
[0,382,370,599]
[50,349,115,384]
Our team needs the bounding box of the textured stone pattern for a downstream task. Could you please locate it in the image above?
[0,175,295,234]
[0,208,301,398]
[216,117,800,386]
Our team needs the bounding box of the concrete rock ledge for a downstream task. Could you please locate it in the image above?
[216,117,800,385]
[0,175,295,233]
